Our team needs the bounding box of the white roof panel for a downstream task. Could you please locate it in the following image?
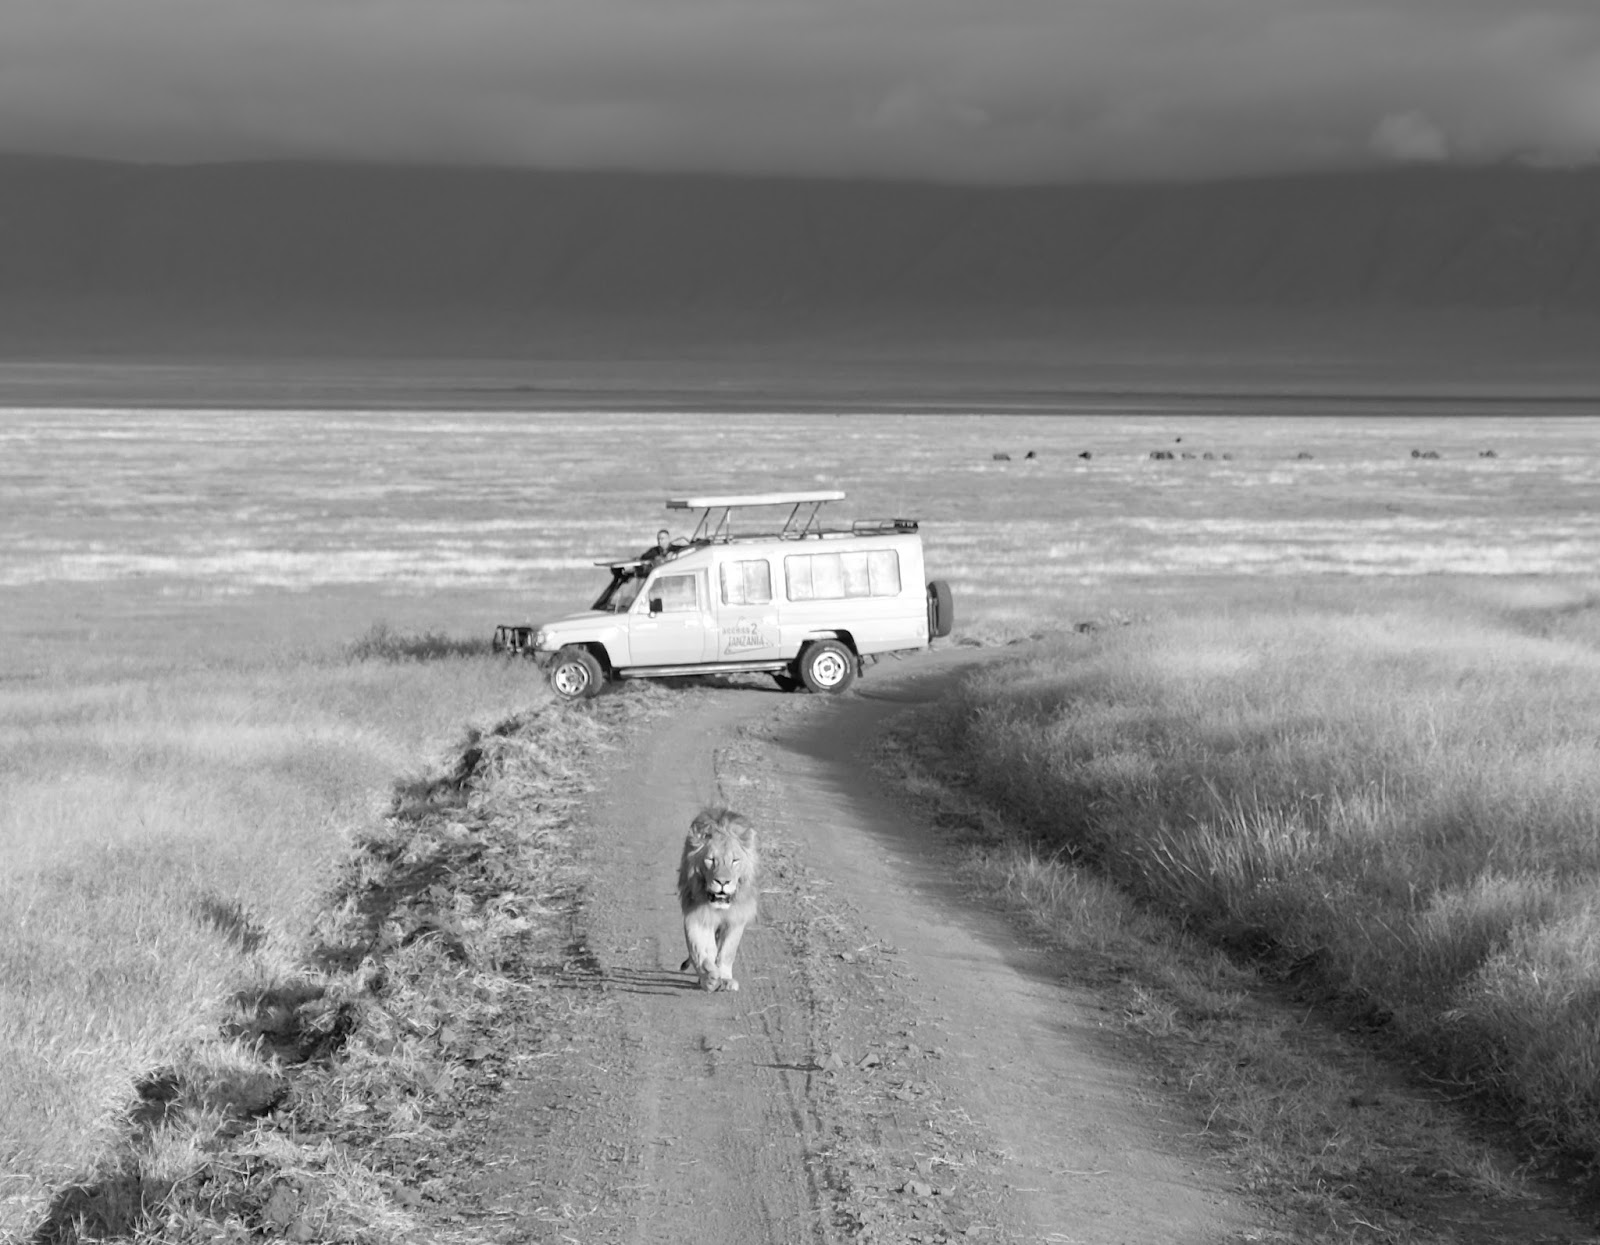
[666,490,846,510]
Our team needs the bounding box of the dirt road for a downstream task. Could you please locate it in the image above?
[465,651,1256,1244]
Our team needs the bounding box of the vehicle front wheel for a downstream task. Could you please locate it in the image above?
[549,646,604,700]
[798,640,857,694]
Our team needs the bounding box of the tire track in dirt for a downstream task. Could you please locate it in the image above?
[464,684,835,1244]
[760,667,1253,1243]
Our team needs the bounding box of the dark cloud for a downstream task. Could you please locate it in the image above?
[1,0,1597,181]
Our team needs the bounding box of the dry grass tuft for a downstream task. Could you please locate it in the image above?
[344,623,491,663]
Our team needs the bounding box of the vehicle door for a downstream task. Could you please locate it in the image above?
[713,554,781,659]
[628,569,714,665]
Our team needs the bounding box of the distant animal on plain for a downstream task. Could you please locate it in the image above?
[1480,449,1498,458]
[1295,452,1314,460]
[678,807,758,992]
[1078,451,1092,460]
[993,452,1011,461]
[1150,450,1175,461]
[1024,450,1036,460]
[1411,449,1441,460]
[1202,452,1215,460]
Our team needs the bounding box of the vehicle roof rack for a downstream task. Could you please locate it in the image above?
[666,490,847,543]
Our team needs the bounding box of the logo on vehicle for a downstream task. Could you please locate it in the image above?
[723,618,775,655]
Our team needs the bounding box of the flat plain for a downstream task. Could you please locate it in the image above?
[4,399,1596,676]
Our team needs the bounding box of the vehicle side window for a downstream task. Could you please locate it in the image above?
[866,551,902,595]
[651,573,700,613]
[719,559,773,606]
[785,550,901,601]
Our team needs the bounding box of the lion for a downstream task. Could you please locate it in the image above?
[677,806,758,992]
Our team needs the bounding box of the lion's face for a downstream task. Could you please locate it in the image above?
[690,830,753,908]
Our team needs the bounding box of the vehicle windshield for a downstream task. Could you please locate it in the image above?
[592,567,647,613]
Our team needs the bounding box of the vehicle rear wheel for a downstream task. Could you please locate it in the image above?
[550,646,604,700]
[927,579,955,639]
[798,640,856,694]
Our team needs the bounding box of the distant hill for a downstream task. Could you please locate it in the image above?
[1,155,1598,359]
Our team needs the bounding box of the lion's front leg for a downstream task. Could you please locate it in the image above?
[683,908,722,991]
[714,918,748,992]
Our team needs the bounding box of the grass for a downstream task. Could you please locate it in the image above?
[21,679,655,1244]
[926,577,1600,1175]
[0,627,558,1237]
[875,729,1568,1242]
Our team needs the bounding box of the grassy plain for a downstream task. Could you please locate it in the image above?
[933,575,1600,1170]
[3,399,1598,1234]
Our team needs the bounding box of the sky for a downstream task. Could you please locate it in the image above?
[2,0,1598,183]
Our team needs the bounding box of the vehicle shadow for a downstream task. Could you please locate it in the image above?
[649,673,791,694]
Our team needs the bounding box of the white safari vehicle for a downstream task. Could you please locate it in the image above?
[498,491,954,701]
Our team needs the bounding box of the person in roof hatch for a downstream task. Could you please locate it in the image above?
[639,529,672,564]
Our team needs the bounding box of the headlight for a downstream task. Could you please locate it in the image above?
[533,628,549,651]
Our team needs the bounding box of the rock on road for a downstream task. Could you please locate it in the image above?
[464,651,1254,1244]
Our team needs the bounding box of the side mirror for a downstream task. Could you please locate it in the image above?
[649,597,664,615]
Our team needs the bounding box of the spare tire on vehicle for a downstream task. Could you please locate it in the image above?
[927,580,954,639]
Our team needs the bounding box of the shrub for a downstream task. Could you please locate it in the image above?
[343,622,488,663]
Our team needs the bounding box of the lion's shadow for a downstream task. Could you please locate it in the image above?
[597,966,702,995]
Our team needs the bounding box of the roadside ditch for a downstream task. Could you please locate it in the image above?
[27,689,661,1245]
